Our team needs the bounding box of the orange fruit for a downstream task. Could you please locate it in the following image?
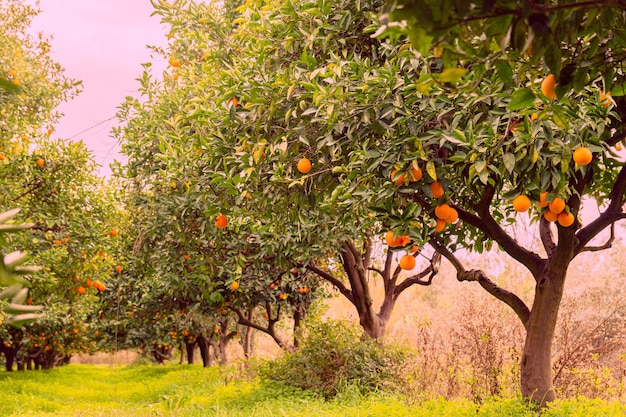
[548,197,566,214]
[399,254,416,270]
[297,158,312,174]
[616,142,623,151]
[410,245,419,253]
[435,204,451,220]
[115,265,123,273]
[573,147,592,166]
[110,228,118,237]
[230,281,239,291]
[530,113,539,122]
[430,181,444,198]
[445,208,459,223]
[279,293,287,300]
[600,90,612,108]
[36,158,45,167]
[557,212,575,227]
[230,97,239,107]
[541,74,557,99]
[86,279,93,287]
[215,214,228,229]
[12,78,20,86]
[0,153,5,161]
[537,192,549,208]
[513,195,531,212]
[409,166,423,182]
[391,168,406,186]
[543,210,558,222]
[77,286,86,295]
[169,58,181,67]
[435,218,446,232]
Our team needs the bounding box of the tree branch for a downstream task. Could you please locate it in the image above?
[393,251,441,297]
[575,162,626,254]
[305,264,355,306]
[430,239,530,329]
[580,222,616,252]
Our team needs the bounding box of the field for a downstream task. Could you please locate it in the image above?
[0,364,624,417]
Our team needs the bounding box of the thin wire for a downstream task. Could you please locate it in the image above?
[68,116,116,140]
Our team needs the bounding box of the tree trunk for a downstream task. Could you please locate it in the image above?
[197,335,211,367]
[521,268,567,406]
[4,350,15,371]
[185,341,195,364]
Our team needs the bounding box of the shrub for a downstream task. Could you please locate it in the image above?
[260,320,411,398]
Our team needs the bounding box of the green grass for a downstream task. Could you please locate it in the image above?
[0,364,623,416]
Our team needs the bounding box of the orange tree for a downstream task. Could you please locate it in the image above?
[123,0,444,343]
[0,138,125,370]
[375,0,626,405]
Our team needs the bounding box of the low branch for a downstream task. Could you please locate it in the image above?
[305,264,355,306]
[394,251,441,297]
[575,163,626,254]
[580,223,616,252]
[430,239,530,329]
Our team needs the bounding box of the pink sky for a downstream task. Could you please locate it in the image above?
[30,1,169,176]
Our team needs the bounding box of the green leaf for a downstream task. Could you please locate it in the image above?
[426,160,437,181]
[494,60,513,85]
[437,68,468,83]
[507,88,536,111]
[503,153,516,173]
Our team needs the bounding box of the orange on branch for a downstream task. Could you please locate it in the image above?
[445,208,459,224]
[430,181,444,198]
[541,74,557,99]
[77,286,86,295]
[573,147,592,166]
[435,204,451,220]
[36,158,45,167]
[435,218,446,232]
[557,212,575,227]
[391,168,405,186]
[537,192,549,208]
[399,254,416,270]
[543,209,558,222]
[297,157,312,174]
[215,214,228,229]
[513,195,531,212]
[230,281,239,291]
[115,265,123,273]
[409,166,422,182]
[548,197,566,214]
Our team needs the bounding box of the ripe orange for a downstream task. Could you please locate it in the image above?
[557,212,575,227]
[391,168,406,186]
[435,218,446,232]
[169,58,181,67]
[409,166,423,182]
[77,286,86,295]
[435,204,452,220]
[54,239,62,246]
[600,90,613,108]
[430,181,444,198]
[410,245,419,253]
[541,74,557,99]
[0,153,5,161]
[537,192,549,208]
[297,157,312,174]
[230,97,239,107]
[93,280,106,291]
[36,158,45,167]
[279,293,287,300]
[530,113,539,122]
[115,265,123,273]
[399,254,416,270]
[12,78,20,86]
[385,231,409,247]
[572,147,592,166]
[445,208,459,223]
[513,195,531,212]
[548,197,566,214]
[110,228,118,237]
[543,210,558,222]
[86,279,93,287]
[230,281,239,291]
[215,214,228,229]
[616,142,623,151]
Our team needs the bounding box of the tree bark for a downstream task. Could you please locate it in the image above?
[197,335,211,367]
[521,266,567,405]
[185,341,195,364]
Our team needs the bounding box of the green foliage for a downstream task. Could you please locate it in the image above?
[0,363,624,416]
[261,320,410,398]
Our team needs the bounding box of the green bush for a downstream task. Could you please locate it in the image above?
[261,320,411,398]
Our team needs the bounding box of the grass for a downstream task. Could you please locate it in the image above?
[0,364,624,416]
